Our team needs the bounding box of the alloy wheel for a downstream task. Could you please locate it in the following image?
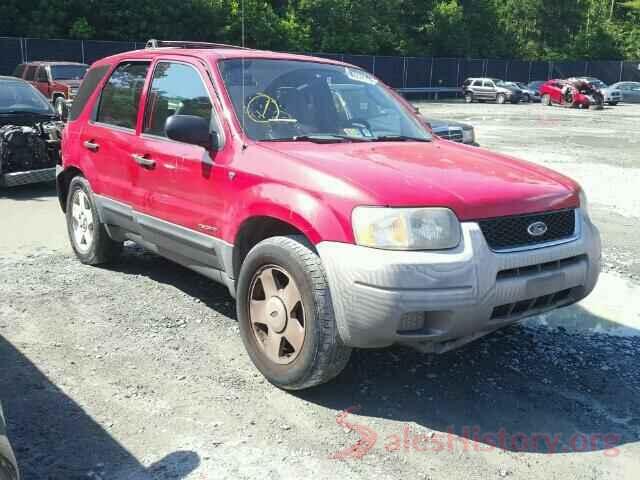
[71,189,95,254]
[248,265,305,365]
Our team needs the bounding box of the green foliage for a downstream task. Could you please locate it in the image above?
[0,0,638,59]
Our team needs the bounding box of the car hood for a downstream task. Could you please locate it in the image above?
[423,117,472,130]
[259,140,579,221]
[498,85,521,93]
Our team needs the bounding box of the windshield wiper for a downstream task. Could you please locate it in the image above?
[370,135,431,142]
[263,134,370,144]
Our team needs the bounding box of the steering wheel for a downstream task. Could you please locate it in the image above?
[246,93,281,123]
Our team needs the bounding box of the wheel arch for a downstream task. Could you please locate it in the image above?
[232,215,312,280]
[56,166,84,212]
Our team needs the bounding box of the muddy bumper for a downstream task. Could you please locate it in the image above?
[318,209,601,352]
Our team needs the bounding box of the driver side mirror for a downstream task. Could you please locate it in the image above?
[165,115,219,151]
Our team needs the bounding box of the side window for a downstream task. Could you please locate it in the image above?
[24,66,36,81]
[472,80,482,87]
[483,80,494,88]
[36,67,49,82]
[97,62,149,130]
[143,62,213,137]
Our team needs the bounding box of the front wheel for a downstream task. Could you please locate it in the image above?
[66,176,122,265]
[542,94,551,106]
[237,235,351,390]
[608,101,618,106]
[496,94,506,104]
[523,94,530,103]
[465,92,474,103]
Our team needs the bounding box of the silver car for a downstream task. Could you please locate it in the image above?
[609,82,640,103]
[574,77,622,105]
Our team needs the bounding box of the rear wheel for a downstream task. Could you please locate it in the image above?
[542,94,551,106]
[523,94,530,103]
[237,235,351,390]
[496,94,506,104]
[66,176,121,265]
[608,101,618,106]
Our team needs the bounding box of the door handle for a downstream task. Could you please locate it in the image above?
[132,154,156,168]
[83,140,99,151]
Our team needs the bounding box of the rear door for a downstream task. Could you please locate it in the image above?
[483,80,497,100]
[133,57,230,273]
[79,61,150,231]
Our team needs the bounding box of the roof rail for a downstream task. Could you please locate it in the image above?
[145,39,247,50]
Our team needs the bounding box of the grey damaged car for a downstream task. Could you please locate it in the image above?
[423,117,476,145]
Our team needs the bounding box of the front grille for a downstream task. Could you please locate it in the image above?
[437,127,463,142]
[491,288,574,320]
[496,255,585,280]
[479,209,576,251]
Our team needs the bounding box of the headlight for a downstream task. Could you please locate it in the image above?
[462,128,475,144]
[352,207,461,250]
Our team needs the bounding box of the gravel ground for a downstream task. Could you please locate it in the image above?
[1,102,640,479]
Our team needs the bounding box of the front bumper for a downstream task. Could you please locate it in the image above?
[318,210,601,352]
[0,168,56,188]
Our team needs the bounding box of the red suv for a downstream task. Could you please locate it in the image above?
[57,41,601,389]
[14,61,88,117]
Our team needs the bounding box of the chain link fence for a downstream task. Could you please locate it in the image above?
[2,36,640,89]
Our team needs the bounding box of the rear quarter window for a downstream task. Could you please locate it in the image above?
[68,65,111,121]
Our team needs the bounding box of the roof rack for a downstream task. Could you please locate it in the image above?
[145,39,247,50]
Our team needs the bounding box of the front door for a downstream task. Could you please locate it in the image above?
[133,59,230,273]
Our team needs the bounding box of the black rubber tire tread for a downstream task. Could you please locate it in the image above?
[237,235,352,390]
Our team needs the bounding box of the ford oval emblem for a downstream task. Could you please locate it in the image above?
[527,221,548,237]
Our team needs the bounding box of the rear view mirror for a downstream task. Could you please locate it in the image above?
[165,115,219,150]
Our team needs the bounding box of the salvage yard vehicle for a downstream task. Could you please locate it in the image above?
[13,61,88,118]
[0,403,19,480]
[422,117,476,144]
[610,81,640,103]
[571,77,621,106]
[462,77,523,104]
[0,76,62,188]
[57,40,601,389]
[540,79,604,109]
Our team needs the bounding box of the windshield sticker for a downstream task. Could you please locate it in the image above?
[345,67,378,85]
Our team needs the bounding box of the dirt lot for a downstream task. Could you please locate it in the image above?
[1,102,640,479]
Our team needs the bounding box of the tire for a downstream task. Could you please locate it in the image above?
[237,235,352,390]
[608,101,618,106]
[464,92,474,103]
[523,94,530,103]
[496,94,506,104]
[54,96,67,120]
[66,176,122,265]
[542,94,551,106]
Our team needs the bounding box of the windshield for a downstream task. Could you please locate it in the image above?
[0,80,54,114]
[51,64,88,80]
[219,59,431,142]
